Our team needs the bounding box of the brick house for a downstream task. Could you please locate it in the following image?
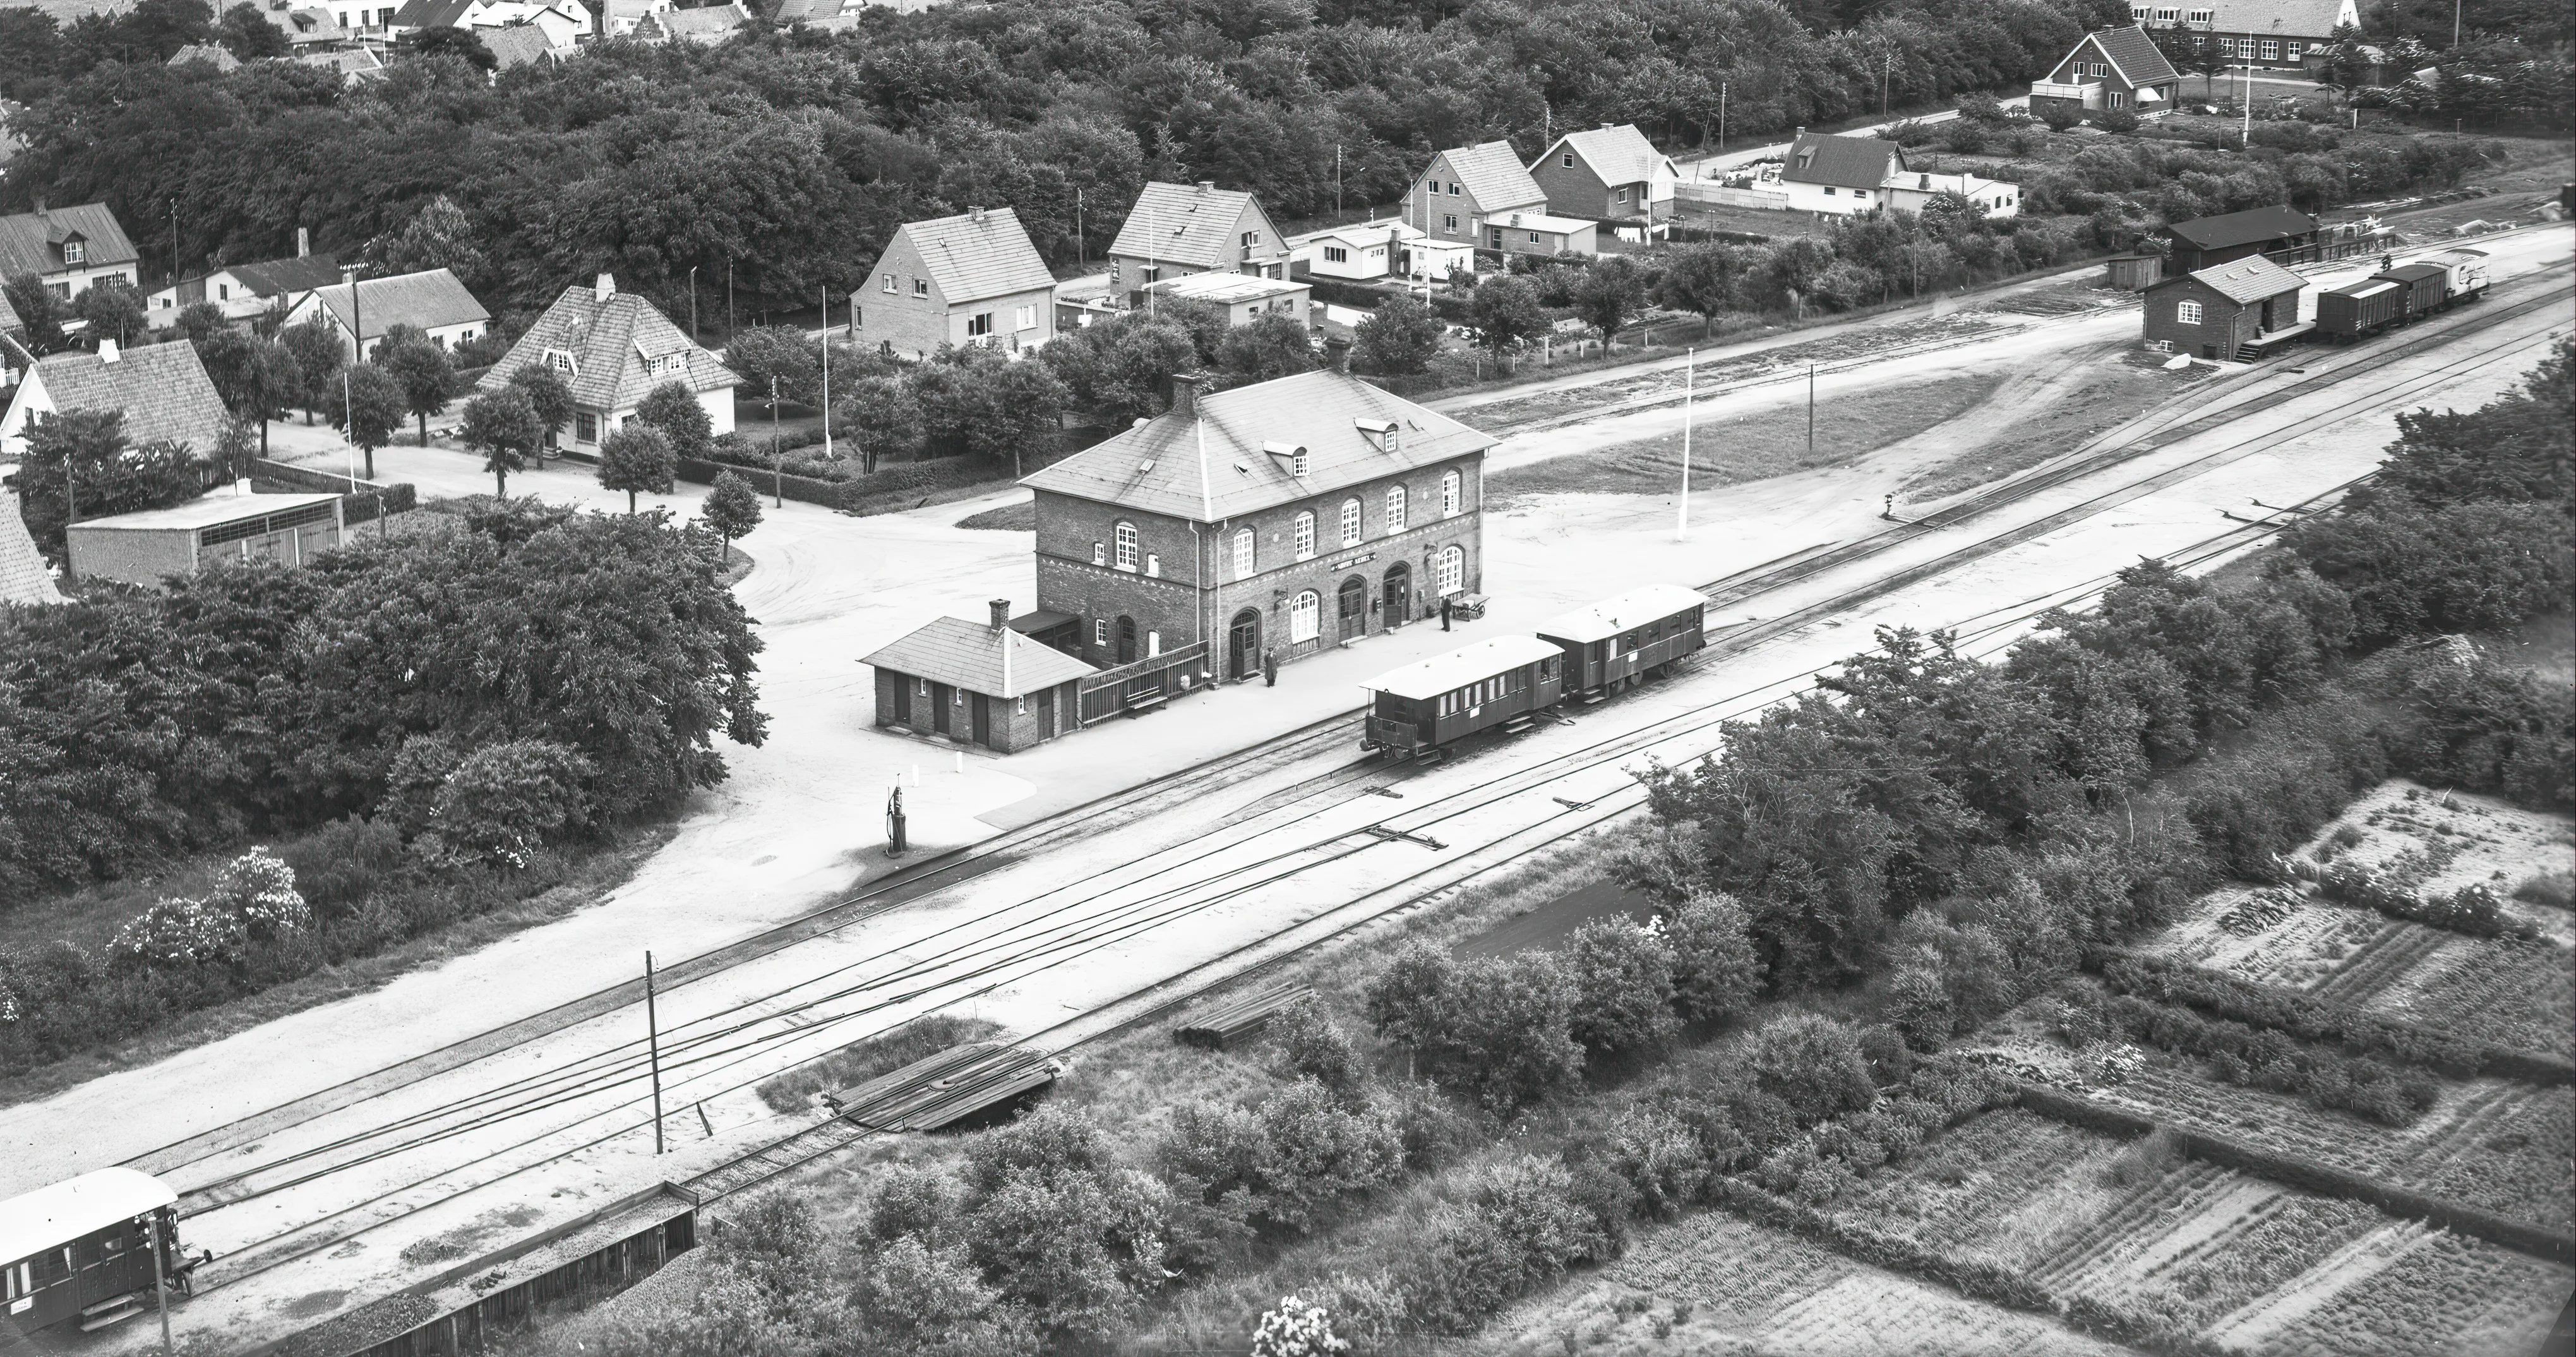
[2142,255,2305,359]
[1409,141,1550,255]
[1019,359,1495,682]
[0,203,141,304]
[475,274,738,452]
[1530,124,1679,225]
[1105,182,1290,298]
[2128,0,2361,74]
[858,207,1057,358]
[2028,25,2183,119]
[864,601,1096,753]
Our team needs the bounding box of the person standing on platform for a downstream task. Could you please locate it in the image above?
[1262,649,1279,687]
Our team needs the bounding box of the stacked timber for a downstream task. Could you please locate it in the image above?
[820,1042,1063,1131]
[1173,981,1314,1051]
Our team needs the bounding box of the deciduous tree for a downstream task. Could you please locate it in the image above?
[378,326,455,447]
[1466,275,1548,358]
[329,363,406,478]
[702,469,762,550]
[1352,294,1442,375]
[633,380,714,461]
[73,277,147,349]
[597,424,677,513]
[459,386,541,495]
[507,363,575,453]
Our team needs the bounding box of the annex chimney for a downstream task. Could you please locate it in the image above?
[297,227,311,258]
[1170,371,1204,417]
[1323,335,1351,373]
[989,598,1011,631]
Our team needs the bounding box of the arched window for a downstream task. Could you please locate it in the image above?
[1386,484,1408,533]
[1339,497,1362,547]
[1233,527,1255,578]
[1435,545,1464,596]
[1288,590,1321,643]
[1293,511,1315,560]
[1441,468,1461,517]
[1114,521,1139,570]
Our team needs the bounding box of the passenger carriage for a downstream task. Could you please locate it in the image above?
[1361,636,1564,759]
[1,1168,193,1335]
[1534,584,1710,703]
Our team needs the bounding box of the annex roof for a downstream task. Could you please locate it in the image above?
[308,268,489,342]
[32,341,230,454]
[2175,255,2305,304]
[480,23,560,67]
[0,484,65,605]
[1543,124,1670,186]
[0,204,140,278]
[476,276,738,413]
[1782,134,1906,189]
[68,492,339,533]
[1362,635,1564,701]
[2088,25,2182,88]
[1287,218,1423,250]
[1019,368,1494,524]
[896,208,1055,305]
[1534,584,1710,645]
[1149,272,1307,305]
[1486,210,1600,237]
[2165,204,2320,251]
[2197,0,2354,34]
[861,615,1098,699]
[227,254,345,296]
[1437,140,1546,209]
[0,1169,174,1266]
[167,42,242,69]
[1107,182,1269,270]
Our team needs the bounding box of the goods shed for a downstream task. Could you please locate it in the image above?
[864,600,1097,753]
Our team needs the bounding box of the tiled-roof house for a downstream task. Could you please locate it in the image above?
[0,339,230,461]
[280,267,489,362]
[2030,25,2182,119]
[0,481,65,605]
[167,43,243,70]
[0,204,141,302]
[1529,124,1679,226]
[1019,361,1494,679]
[475,274,738,453]
[258,4,354,47]
[858,207,1057,359]
[637,3,748,42]
[150,236,342,323]
[1105,182,1289,298]
[864,601,1098,753]
[1408,141,1550,256]
[1777,134,1907,215]
[479,23,565,68]
[2129,0,2360,74]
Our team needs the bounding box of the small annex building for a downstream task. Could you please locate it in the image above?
[1286,219,1473,286]
[864,600,1098,753]
[2160,205,2325,271]
[1146,271,1312,329]
[476,274,738,453]
[67,492,344,586]
[858,207,1057,358]
[2142,255,2307,360]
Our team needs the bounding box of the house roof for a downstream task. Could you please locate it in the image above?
[0,483,64,605]
[293,46,385,75]
[770,0,846,21]
[0,289,21,334]
[307,268,488,341]
[2202,0,2352,34]
[1534,584,1710,646]
[2090,25,2181,87]
[480,23,560,66]
[67,492,339,533]
[260,4,351,44]
[895,208,1055,305]
[1782,134,1906,189]
[1437,141,1546,210]
[2165,204,2320,251]
[0,1171,174,1267]
[2173,255,2306,303]
[645,2,748,39]
[0,204,140,278]
[476,277,739,413]
[1542,125,1670,188]
[1362,636,1563,701]
[391,0,476,28]
[1019,368,1492,524]
[862,615,1097,699]
[1148,272,1307,305]
[226,255,345,296]
[1106,182,1273,270]
[167,42,242,69]
[32,341,230,454]
[1287,219,1423,250]
[1487,210,1600,237]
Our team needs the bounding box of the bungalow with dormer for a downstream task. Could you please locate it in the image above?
[0,204,140,302]
[474,274,738,452]
[2029,25,2183,119]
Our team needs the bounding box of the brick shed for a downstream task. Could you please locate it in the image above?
[2142,256,2307,361]
[863,601,1098,754]
[66,492,344,586]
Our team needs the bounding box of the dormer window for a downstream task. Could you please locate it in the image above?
[544,347,578,375]
[1355,417,1398,455]
[61,240,84,265]
[1264,440,1309,478]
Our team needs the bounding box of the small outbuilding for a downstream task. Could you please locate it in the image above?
[2160,205,2325,272]
[865,601,1099,753]
[2142,255,2308,361]
[66,492,344,586]
[1146,270,1313,329]
[2105,253,2165,290]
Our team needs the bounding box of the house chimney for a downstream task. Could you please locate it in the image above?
[1196,181,1215,193]
[989,598,1011,631]
[969,205,986,223]
[595,273,616,302]
[97,338,119,363]
[1170,371,1203,417]
[1795,126,1805,138]
[297,226,310,258]
[1324,335,1351,373]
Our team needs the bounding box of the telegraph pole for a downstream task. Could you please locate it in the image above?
[688,264,700,343]
[1806,363,1816,456]
[1676,347,1694,541]
[819,284,832,461]
[769,376,783,507]
[645,951,665,1155]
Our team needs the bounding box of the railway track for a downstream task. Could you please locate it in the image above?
[138,264,2570,1335]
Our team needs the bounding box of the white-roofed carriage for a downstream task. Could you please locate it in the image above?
[1361,636,1565,759]
[1533,584,1710,703]
[1,1168,194,1335]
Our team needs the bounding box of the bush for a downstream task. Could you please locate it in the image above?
[1364,943,1583,1113]
[1662,892,1763,1023]
[1398,1156,1610,1333]
[1564,918,1680,1058]
[1269,995,1370,1099]
[2092,107,2141,133]
[417,740,595,871]
[1746,1013,1878,1125]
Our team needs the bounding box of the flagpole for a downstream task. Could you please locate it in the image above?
[819,284,832,461]
[1676,348,1694,541]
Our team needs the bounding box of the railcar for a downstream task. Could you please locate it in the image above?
[1533,584,1711,704]
[2316,276,2407,342]
[1360,635,1564,760]
[2375,262,2452,318]
[2426,247,2490,303]
[2,1168,196,1336]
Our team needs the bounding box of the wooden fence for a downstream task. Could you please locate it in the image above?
[251,458,418,524]
[1077,641,1211,725]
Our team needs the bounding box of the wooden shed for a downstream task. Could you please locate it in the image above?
[2105,253,2164,291]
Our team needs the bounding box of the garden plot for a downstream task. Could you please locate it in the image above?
[1975,1022,2576,1234]
[2316,781,2573,942]
[2206,1222,2571,1357]
[1492,1214,2123,1356]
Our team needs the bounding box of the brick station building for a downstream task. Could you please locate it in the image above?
[1019,356,1495,682]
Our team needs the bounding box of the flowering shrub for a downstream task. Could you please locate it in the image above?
[108,897,249,971]
[213,847,311,939]
[1251,1295,1349,1357]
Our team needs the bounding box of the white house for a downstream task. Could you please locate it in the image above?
[1286,219,1475,284]
[387,0,592,45]
[148,234,342,323]
[474,274,738,452]
[1773,133,2019,219]
[1146,270,1312,329]
[281,268,489,362]
[1881,170,2022,219]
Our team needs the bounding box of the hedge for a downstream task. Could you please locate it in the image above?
[2013,1083,2576,1265]
[672,454,1012,514]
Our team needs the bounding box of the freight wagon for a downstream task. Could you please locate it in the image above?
[2315,250,2488,344]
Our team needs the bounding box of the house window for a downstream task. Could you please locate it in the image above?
[1015,305,1036,330]
[913,278,929,297]
[1561,152,1574,167]
[61,241,83,265]
[1444,214,1459,232]
[1435,545,1463,596]
[1339,497,1362,546]
[2176,300,2203,324]
[1110,261,1122,282]
[2188,7,2211,20]
[1292,449,1309,477]
[1241,230,1261,247]
[1615,186,1629,203]
[2218,35,2236,54]
[2284,40,2302,58]
[1441,468,1461,516]
[1323,246,1348,263]
[1386,483,1406,533]
[1233,527,1254,577]
[882,274,896,293]
[1528,232,1541,244]
[1092,541,1106,565]
[1289,590,1321,643]
[1095,618,1109,646]
[1825,187,1838,196]
[967,313,993,337]
[2155,6,2177,18]
[1114,521,1138,569]
[575,413,598,442]
[544,347,577,374]
[2260,39,2279,58]
[1293,511,1315,560]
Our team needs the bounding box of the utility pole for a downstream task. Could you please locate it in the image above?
[726,259,735,340]
[819,284,831,461]
[1806,363,1816,456]
[167,199,179,294]
[688,264,699,343]
[644,951,664,1156]
[1074,186,1085,267]
[2241,39,2253,148]
[769,375,782,507]
[1676,347,1694,541]
[1335,144,1344,216]
[2452,0,2461,47]
[1718,80,1727,154]
[1882,49,1892,119]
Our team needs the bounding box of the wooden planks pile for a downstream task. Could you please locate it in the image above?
[1173,981,1314,1051]
[820,1042,1063,1132]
